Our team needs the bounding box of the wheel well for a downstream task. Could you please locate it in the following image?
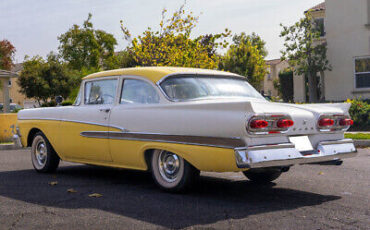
[144,149,155,171]
[27,128,42,147]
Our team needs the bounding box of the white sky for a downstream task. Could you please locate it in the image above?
[1,0,324,63]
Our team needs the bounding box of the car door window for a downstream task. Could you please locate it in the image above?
[120,79,160,104]
[84,79,118,105]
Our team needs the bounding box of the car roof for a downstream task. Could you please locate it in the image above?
[82,67,239,83]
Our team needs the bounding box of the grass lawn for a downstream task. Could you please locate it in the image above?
[345,133,370,140]
[0,142,13,145]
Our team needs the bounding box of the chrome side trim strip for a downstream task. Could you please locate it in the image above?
[80,131,245,149]
[18,118,125,132]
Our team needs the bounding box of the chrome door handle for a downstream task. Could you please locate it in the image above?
[99,108,111,113]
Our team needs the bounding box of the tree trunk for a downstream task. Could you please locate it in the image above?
[307,71,319,103]
[319,71,326,102]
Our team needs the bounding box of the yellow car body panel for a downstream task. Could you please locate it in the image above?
[18,119,240,172]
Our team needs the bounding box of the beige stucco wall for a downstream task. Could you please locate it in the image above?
[293,74,306,102]
[263,60,289,97]
[325,0,370,100]
[0,77,27,106]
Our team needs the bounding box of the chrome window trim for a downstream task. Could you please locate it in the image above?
[120,78,161,105]
[83,76,120,106]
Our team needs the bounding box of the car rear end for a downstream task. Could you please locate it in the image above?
[235,102,357,169]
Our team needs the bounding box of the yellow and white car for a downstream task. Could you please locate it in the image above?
[16,67,357,192]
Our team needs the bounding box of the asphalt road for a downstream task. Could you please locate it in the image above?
[0,148,369,230]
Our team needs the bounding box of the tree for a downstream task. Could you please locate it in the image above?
[18,53,76,105]
[120,3,230,68]
[0,39,16,70]
[106,48,137,70]
[232,32,268,58]
[273,68,294,102]
[58,13,118,70]
[219,33,267,90]
[280,11,331,103]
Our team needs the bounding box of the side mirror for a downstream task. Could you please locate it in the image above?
[55,96,64,106]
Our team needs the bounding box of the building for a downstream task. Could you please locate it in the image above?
[294,0,370,102]
[0,63,38,109]
[262,59,289,97]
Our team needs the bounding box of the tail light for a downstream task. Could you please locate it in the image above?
[277,119,294,128]
[318,118,334,127]
[248,114,294,135]
[318,114,353,132]
[339,118,353,126]
[250,120,269,129]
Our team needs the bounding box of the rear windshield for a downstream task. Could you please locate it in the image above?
[159,75,265,101]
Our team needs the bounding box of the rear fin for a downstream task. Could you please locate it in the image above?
[316,103,351,114]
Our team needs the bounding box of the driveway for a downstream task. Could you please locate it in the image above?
[0,148,369,230]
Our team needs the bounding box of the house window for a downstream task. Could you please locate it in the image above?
[267,67,271,80]
[8,80,12,86]
[354,56,370,88]
[315,18,325,37]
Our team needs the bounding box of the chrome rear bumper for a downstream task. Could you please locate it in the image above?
[235,139,357,168]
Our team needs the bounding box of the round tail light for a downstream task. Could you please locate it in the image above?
[339,118,354,126]
[250,119,269,129]
[318,118,334,127]
[277,119,294,128]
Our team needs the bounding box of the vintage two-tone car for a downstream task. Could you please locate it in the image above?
[16,67,357,192]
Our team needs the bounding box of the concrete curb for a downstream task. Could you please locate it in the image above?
[354,140,370,148]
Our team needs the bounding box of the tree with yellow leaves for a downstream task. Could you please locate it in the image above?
[120,3,230,69]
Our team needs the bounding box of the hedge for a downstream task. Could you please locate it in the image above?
[347,98,370,131]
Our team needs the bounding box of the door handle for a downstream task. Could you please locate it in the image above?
[99,108,111,113]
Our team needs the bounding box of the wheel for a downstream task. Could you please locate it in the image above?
[243,168,282,183]
[31,132,60,173]
[151,149,199,192]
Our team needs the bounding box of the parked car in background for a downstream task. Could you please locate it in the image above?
[0,103,22,113]
[15,67,357,192]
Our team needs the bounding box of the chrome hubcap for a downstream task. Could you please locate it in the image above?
[158,151,180,182]
[35,141,47,167]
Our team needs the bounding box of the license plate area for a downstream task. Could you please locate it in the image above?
[289,136,314,152]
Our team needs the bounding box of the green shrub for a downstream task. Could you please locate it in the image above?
[348,98,370,131]
[41,101,56,107]
[61,100,73,106]
[274,68,294,102]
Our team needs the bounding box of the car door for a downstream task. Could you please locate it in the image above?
[59,77,119,162]
[109,77,162,168]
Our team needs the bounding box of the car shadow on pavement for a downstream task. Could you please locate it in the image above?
[0,165,341,229]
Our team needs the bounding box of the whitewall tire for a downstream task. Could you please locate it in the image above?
[31,132,60,173]
[151,149,199,192]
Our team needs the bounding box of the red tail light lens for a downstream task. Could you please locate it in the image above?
[339,118,353,126]
[318,118,334,127]
[250,119,269,129]
[277,119,294,128]
[248,114,293,134]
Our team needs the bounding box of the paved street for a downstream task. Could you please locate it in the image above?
[0,148,369,230]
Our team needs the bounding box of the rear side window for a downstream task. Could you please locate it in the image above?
[120,79,160,104]
[84,79,118,105]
